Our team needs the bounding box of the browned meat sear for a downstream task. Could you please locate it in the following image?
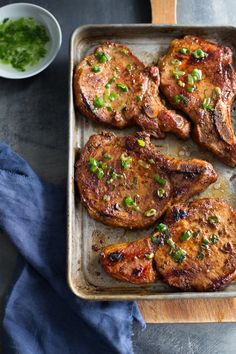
[155,199,236,291]
[74,42,190,139]
[100,237,156,284]
[160,35,236,166]
[75,131,217,229]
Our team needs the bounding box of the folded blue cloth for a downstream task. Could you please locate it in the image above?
[0,142,145,354]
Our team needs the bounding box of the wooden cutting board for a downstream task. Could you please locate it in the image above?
[138,0,236,323]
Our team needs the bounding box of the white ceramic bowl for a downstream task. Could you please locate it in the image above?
[0,3,62,79]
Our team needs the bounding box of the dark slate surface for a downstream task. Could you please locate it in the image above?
[1,0,236,353]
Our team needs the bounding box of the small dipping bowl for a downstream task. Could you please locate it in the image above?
[0,2,62,79]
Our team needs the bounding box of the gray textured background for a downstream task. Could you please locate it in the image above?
[1,0,236,353]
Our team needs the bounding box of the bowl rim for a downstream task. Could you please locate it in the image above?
[0,2,62,79]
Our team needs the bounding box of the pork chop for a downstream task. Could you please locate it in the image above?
[160,35,236,166]
[75,131,217,229]
[74,42,190,139]
[155,198,236,291]
[100,237,156,284]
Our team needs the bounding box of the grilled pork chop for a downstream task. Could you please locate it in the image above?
[155,199,236,291]
[160,35,236,166]
[75,132,217,229]
[101,199,236,291]
[74,42,190,139]
[100,237,156,284]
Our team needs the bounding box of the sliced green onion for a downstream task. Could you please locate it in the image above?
[201,238,209,249]
[154,175,167,187]
[105,77,116,89]
[136,95,141,102]
[120,153,132,169]
[173,94,189,104]
[187,74,194,85]
[91,65,101,73]
[115,66,120,72]
[157,188,165,198]
[96,168,104,179]
[170,59,182,65]
[109,92,118,101]
[138,160,150,169]
[95,51,110,63]
[179,48,189,54]
[93,96,105,108]
[144,209,157,217]
[137,139,145,147]
[180,230,192,241]
[119,48,129,55]
[172,68,185,79]
[145,252,154,260]
[192,49,208,59]
[191,68,202,81]
[104,153,112,160]
[171,248,187,263]
[212,87,221,99]
[123,196,135,207]
[208,214,219,225]
[187,86,196,93]
[106,106,112,112]
[148,159,155,164]
[89,158,98,172]
[210,234,219,245]
[117,82,129,92]
[178,80,185,87]
[156,223,167,233]
[167,238,175,249]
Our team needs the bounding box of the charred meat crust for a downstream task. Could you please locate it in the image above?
[100,237,156,284]
[74,41,190,139]
[75,132,217,229]
[160,35,236,166]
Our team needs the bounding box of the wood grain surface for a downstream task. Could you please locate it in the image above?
[137,0,236,323]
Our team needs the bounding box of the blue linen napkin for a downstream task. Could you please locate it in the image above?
[0,142,145,354]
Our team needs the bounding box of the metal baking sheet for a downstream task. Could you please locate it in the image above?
[68,24,236,300]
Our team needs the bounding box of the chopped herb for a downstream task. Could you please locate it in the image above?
[115,66,120,72]
[103,194,111,202]
[109,92,118,101]
[193,230,200,238]
[106,106,112,112]
[98,161,107,170]
[179,48,189,54]
[89,158,98,172]
[137,139,145,147]
[187,74,195,85]
[180,230,192,241]
[154,175,167,187]
[157,188,165,198]
[91,65,101,73]
[210,234,219,245]
[138,160,150,169]
[202,97,214,111]
[117,82,129,92]
[201,238,209,248]
[144,209,157,217]
[151,233,164,245]
[149,159,155,164]
[123,196,136,207]
[96,168,104,179]
[104,153,112,160]
[93,96,105,108]
[120,153,132,169]
[173,68,185,79]
[119,48,129,55]
[156,223,168,233]
[187,86,196,93]
[178,80,185,87]
[173,94,189,104]
[212,87,221,99]
[191,68,202,81]
[95,51,110,63]
[170,59,182,65]
[192,49,208,59]
[208,214,219,225]
[167,238,175,249]
[171,248,187,263]
[197,250,204,260]
[107,170,123,184]
[136,95,141,102]
[126,63,133,71]
[145,252,154,260]
[105,77,116,88]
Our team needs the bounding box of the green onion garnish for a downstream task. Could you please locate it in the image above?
[120,153,132,169]
[154,175,167,187]
[104,153,112,160]
[89,158,98,172]
[207,214,219,225]
[137,139,145,147]
[191,68,202,81]
[172,68,185,79]
[93,96,105,108]
[178,80,185,87]
[192,49,208,59]
[202,97,214,112]
[170,59,182,65]
[96,168,104,179]
[91,65,101,73]
[210,234,219,245]
[136,95,141,102]
[179,48,189,54]
[171,248,187,263]
[109,92,118,101]
[117,82,129,92]
[95,51,110,63]
[156,223,167,233]
[173,94,189,104]
[167,238,175,249]
[123,196,135,207]
[157,188,165,198]
[145,252,154,260]
[187,86,196,93]
[180,230,192,241]
[144,209,157,217]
